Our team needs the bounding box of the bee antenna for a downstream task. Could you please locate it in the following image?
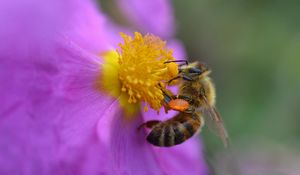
[164,60,188,65]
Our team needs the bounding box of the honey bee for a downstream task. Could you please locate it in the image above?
[139,61,229,147]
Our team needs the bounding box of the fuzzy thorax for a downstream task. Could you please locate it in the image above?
[100,32,178,116]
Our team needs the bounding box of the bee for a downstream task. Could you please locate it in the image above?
[139,61,229,147]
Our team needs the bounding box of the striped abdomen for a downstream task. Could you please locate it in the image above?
[146,112,203,147]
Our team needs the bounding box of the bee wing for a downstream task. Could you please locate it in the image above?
[202,97,230,148]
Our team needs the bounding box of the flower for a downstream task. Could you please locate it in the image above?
[0,0,208,175]
[100,32,179,115]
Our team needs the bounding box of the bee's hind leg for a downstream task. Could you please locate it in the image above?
[138,120,161,131]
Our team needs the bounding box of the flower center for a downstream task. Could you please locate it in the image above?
[100,32,178,115]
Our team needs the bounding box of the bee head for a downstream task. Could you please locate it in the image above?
[186,62,210,77]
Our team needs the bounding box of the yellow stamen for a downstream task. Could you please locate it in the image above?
[99,32,179,117]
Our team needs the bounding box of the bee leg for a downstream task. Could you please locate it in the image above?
[163,102,171,113]
[138,120,161,130]
[167,76,180,84]
[177,95,194,104]
[158,83,174,103]
[167,75,193,85]
[162,91,172,103]
[157,83,176,114]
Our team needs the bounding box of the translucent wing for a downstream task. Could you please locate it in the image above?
[202,96,229,148]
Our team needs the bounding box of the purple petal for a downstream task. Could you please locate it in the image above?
[63,0,113,54]
[0,0,114,144]
[100,101,162,174]
[0,39,117,174]
[35,41,115,146]
[116,0,175,38]
[52,135,112,175]
[152,138,209,175]
[168,39,188,60]
[0,0,70,60]
[0,0,111,60]
[0,113,112,175]
[0,0,116,174]
[0,109,60,175]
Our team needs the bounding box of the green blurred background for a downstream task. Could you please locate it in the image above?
[102,0,300,174]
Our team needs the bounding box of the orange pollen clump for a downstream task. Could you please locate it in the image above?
[168,99,190,112]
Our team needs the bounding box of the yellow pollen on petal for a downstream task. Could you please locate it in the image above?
[100,32,179,117]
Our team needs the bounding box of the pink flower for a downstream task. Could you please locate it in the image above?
[0,0,208,175]
[116,0,175,38]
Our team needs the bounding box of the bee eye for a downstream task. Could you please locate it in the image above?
[188,68,202,74]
